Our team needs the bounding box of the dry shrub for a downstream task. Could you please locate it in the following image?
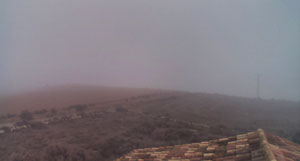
[8,152,39,161]
[29,121,47,129]
[164,128,194,141]
[132,121,155,135]
[44,145,86,161]
[115,106,128,113]
[292,132,300,144]
[20,110,34,121]
[100,137,138,159]
[34,109,48,114]
[68,105,87,112]
[209,124,231,136]
[44,145,69,161]
[151,128,167,140]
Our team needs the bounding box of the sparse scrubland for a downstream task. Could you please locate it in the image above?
[0,87,299,161]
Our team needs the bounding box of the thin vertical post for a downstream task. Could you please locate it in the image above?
[257,74,260,99]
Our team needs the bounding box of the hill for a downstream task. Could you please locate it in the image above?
[0,86,299,161]
[0,85,160,114]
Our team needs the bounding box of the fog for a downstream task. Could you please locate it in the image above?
[1,0,299,101]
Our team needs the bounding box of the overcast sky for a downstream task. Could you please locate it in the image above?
[1,0,300,101]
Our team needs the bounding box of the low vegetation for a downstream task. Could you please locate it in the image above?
[0,91,299,161]
[20,110,34,121]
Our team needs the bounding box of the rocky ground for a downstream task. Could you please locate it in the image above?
[0,89,299,161]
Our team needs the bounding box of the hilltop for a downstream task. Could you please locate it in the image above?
[0,85,160,114]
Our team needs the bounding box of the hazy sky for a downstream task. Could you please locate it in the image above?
[1,0,300,101]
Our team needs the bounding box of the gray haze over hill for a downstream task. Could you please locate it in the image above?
[1,0,299,101]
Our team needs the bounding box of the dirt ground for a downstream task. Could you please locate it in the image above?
[0,86,299,161]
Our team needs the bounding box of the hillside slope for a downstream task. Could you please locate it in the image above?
[0,85,159,114]
[0,87,299,161]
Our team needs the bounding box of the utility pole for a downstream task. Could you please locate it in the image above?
[256,74,260,99]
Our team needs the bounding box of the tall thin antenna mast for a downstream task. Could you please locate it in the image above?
[256,74,260,99]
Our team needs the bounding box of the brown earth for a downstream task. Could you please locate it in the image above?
[0,86,299,161]
[0,85,160,114]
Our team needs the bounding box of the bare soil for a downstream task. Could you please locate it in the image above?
[0,86,299,161]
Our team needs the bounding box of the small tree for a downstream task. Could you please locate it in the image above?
[20,110,33,121]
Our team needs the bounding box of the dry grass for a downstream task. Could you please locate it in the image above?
[0,86,299,161]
